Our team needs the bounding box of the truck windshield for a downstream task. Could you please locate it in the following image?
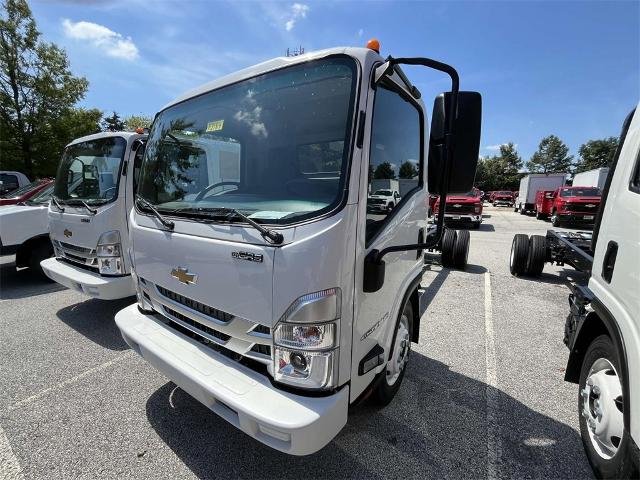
[53,137,127,205]
[137,56,357,224]
[560,187,601,197]
[374,190,392,196]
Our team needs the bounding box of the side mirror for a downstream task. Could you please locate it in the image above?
[428,91,482,194]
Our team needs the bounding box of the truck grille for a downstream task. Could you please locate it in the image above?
[53,240,98,272]
[446,203,476,213]
[139,280,272,366]
[565,202,599,213]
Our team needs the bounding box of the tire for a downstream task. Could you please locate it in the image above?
[514,205,519,212]
[578,335,637,479]
[525,235,546,277]
[453,230,470,270]
[387,202,394,211]
[441,228,457,268]
[509,234,529,276]
[472,222,481,229]
[28,241,54,278]
[372,300,413,406]
[536,210,547,220]
[551,210,562,227]
[519,206,527,215]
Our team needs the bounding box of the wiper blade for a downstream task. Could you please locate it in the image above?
[177,207,283,244]
[51,196,65,212]
[136,196,175,230]
[79,200,97,215]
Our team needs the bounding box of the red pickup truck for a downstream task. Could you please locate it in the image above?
[0,178,53,206]
[491,190,514,206]
[534,186,601,226]
[434,189,483,229]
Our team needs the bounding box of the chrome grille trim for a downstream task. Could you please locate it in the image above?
[53,240,98,271]
[141,281,272,366]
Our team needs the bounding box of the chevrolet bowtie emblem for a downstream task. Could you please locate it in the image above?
[585,204,595,208]
[63,228,72,238]
[453,204,461,208]
[171,267,197,285]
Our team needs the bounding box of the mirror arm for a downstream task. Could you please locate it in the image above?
[370,57,460,265]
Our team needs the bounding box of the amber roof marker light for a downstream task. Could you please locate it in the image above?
[366,38,380,54]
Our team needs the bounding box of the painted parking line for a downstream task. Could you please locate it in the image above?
[485,271,502,480]
[0,424,24,480]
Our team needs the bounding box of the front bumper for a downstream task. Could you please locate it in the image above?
[41,257,135,300]
[493,199,513,206]
[115,304,349,455]
[436,213,482,224]
[558,213,597,223]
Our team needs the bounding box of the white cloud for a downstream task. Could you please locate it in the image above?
[285,3,309,31]
[62,19,139,61]
[484,143,517,151]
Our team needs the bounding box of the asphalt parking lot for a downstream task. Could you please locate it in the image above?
[0,204,595,479]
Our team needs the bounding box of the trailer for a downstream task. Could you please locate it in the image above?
[509,229,593,277]
[516,173,566,214]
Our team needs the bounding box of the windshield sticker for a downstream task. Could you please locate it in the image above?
[248,211,292,220]
[206,120,224,132]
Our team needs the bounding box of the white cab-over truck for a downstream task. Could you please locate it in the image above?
[563,105,640,478]
[115,45,482,455]
[41,131,147,299]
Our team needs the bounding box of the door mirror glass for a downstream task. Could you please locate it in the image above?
[428,91,482,194]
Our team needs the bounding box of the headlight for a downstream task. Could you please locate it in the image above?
[273,288,340,390]
[96,230,125,276]
[474,203,481,213]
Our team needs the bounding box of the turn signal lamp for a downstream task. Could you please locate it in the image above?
[366,38,380,54]
[135,127,145,134]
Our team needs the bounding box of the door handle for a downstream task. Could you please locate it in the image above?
[601,241,618,283]
[417,228,425,260]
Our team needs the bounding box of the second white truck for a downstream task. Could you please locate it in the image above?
[41,131,147,299]
[516,173,566,214]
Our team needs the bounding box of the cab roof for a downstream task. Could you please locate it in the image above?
[66,131,147,148]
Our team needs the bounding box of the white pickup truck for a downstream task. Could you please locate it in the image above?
[41,131,147,299]
[0,183,54,274]
[367,188,401,212]
[115,43,481,455]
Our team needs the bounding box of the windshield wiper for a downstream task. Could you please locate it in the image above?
[176,207,284,244]
[79,200,97,215]
[51,196,65,212]
[136,196,175,230]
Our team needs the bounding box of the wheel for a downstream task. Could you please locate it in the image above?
[536,210,547,220]
[519,207,527,215]
[525,235,546,277]
[372,300,412,406]
[509,234,529,276]
[28,241,54,277]
[579,335,637,479]
[514,205,519,212]
[551,210,562,227]
[387,202,394,211]
[453,230,470,269]
[441,228,457,267]
[472,222,480,229]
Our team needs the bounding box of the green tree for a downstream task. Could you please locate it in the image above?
[373,161,396,179]
[398,161,417,179]
[123,114,153,131]
[102,111,124,132]
[575,137,618,173]
[527,135,573,174]
[0,0,89,176]
[474,142,523,191]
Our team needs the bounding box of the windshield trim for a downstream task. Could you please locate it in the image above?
[136,53,362,230]
[54,135,129,208]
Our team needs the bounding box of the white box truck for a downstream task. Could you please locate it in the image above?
[573,167,609,190]
[41,131,147,299]
[115,44,482,455]
[516,173,566,214]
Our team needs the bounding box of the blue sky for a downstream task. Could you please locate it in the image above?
[31,0,639,161]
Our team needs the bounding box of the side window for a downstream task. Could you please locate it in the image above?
[630,149,640,194]
[366,85,421,243]
[133,145,145,194]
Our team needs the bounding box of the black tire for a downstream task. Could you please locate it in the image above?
[525,235,546,277]
[578,335,638,479]
[509,234,529,276]
[472,222,481,229]
[536,210,547,220]
[28,241,54,278]
[551,210,562,227]
[519,207,527,215]
[372,300,413,406]
[453,229,470,270]
[514,204,519,212]
[441,229,457,267]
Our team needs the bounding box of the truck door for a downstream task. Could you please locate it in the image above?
[589,108,640,442]
[125,140,145,232]
[351,80,426,401]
